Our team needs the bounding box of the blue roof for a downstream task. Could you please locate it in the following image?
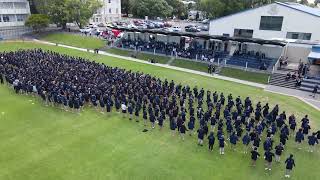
[276,2,320,17]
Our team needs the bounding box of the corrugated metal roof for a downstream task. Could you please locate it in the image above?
[276,2,320,17]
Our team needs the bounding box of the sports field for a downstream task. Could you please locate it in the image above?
[0,42,319,180]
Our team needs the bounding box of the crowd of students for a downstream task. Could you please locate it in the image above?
[1,49,320,178]
[119,38,228,61]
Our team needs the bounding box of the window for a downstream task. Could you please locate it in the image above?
[222,33,230,37]
[17,14,27,22]
[3,15,10,22]
[234,29,254,38]
[109,8,111,13]
[286,32,312,40]
[259,16,283,31]
[109,0,111,3]
[0,2,14,9]
[116,8,118,14]
[0,15,2,22]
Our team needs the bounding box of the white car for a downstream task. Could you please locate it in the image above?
[172,26,181,32]
[80,27,92,33]
[128,24,137,29]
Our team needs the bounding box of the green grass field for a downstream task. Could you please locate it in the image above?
[220,67,270,84]
[171,59,209,73]
[106,48,171,64]
[41,33,106,50]
[0,41,319,180]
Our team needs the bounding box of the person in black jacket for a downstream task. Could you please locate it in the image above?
[251,147,260,167]
[208,132,215,151]
[264,150,275,171]
[275,143,284,162]
[180,122,187,141]
[285,154,295,178]
[197,127,205,146]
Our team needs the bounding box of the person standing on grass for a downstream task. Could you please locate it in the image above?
[188,116,195,136]
[242,132,250,154]
[251,147,260,167]
[180,122,187,141]
[285,154,295,178]
[170,117,177,136]
[208,132,215,151]
[197,127,205,146]
[0,73,3,84]
[128,102,133,120]
[308,132,318,152]
[230,131,238,151]
[295,128,304,149]
[121,102,127,118]
[275,143,284,162]
[264,149,275,171]
[219,135,226,155]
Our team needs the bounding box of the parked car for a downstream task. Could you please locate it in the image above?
[163,27,173,32]
[163,21,172,27]
[80,27,92,33]
[186,26,201,32]
[146,22,155,29]
[172,26,182,32]
[199,25,209,31]
[97,23,105,27]
[137,24,148,29]
[153,21,164,28]
[128,24,138,29]
[202,19,210,24]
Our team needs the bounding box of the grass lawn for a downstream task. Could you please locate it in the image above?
[106,48,171,64]
[171,58,209,73]
[220,67,270,84]
[0,41,319,180]
[41,33,106,50]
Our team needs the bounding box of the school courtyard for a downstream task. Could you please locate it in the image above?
[0,40,319,180]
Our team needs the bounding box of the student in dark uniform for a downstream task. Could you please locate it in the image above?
[197,127,205,146]
[295,128,304,149]
[230,131,238,151]
[208,132,215,151]
[264,150,275,171]
[158,115,164,130]
[180,122,187,140]
[128,102,134,120]
[242,132,250,154]
[275,143,284,162]
[0,73,3,84]
[188,116,195,136]
[219,135,226,155]
[285,154,295,178]
[143,109,148,126]
[308,132,318,152]
[170,118,177,136]
[251,147,260,167]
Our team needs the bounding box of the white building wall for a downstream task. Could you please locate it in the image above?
[91,0,121,24]
[209,3,320,41]
[0,0,31,28]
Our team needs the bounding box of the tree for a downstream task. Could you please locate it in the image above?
[130,0,173,18]
[315,0,320,6]
[66,0,102,28]
[121,0,130,15]
[31,0,101,29]
[199,0,224,19]
[165,0,187,18]
[25,14,49,32]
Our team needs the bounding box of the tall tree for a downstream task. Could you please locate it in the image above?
[32,0,101,29]
[199,0,224,19]
[66,0,102,28]
[130,0,173,18]
[165,0,187,18]
[121,0,130,15]
[25,14,50,32]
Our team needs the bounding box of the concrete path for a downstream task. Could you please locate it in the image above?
[31,39,320,110]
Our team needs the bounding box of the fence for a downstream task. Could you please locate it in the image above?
[0,26,33,40]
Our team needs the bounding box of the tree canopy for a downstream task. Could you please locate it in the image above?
[25,14,50,32]
[31,0,102,28]
[130,0,173,18]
